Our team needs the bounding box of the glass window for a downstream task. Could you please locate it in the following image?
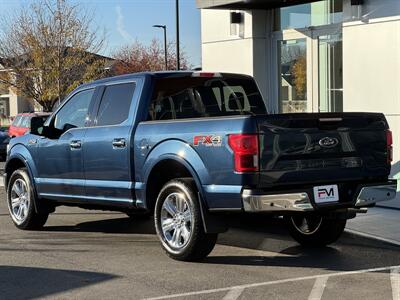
[96,83,136,126]
[148,76,267,121]
[278,39,307,113]
[20,116,30,128]
[318,33,343,112]
[274,0,342,31]
[12,115,21,126]
[54,89,94,131]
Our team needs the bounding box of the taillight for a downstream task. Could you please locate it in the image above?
[228,134,259,172]
[387,129,393,163]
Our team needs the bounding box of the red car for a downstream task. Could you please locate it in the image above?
[8,113,50,138]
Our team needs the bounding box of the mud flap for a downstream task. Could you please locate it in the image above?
[198,192,229,234]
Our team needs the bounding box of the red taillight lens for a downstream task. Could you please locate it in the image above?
[228,134,259,172]
[387,129,393,163]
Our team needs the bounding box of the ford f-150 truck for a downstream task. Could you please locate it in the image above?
[4,72,397,261]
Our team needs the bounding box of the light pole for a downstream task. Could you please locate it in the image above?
[175,0,180,70]
[153,25,168,70]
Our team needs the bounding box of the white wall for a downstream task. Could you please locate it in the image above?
[201,9,271,106]
[201,9,254,74]
[342,0,400,207]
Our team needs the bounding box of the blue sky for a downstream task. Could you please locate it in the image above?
[0,0,202,66]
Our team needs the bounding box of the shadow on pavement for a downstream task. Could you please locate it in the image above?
[44,217,156,234]
[42,212,400,272]
[0,266,117,299]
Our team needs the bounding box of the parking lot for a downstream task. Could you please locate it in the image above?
[0,189,399,300]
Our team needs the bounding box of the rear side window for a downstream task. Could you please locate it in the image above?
[96,83,136,126]
[147,76,266,121]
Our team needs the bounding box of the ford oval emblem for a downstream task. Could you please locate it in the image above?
[319,137,339,148]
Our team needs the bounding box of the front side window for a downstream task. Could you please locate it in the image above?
[148,76,266,121]
[96,83,136,126]
[12,115,21,126]
[54,89,94,131]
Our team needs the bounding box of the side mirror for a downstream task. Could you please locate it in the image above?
[30,117,45,136]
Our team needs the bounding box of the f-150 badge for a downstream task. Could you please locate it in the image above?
[193,135,222,147]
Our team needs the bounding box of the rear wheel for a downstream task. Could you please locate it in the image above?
[285,214,346,247]
[154,179,217,261]
[7,168,49,230]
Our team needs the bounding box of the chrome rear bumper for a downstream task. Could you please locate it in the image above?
[242,183,397,212]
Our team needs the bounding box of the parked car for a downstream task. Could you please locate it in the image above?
[4,72,396,261]
[8,113,50,138]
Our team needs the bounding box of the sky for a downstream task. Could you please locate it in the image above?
[0,0,202,66]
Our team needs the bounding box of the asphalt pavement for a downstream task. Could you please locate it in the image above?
[0,189,399,300]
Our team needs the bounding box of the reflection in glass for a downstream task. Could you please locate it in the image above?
[278,39,307,113]
[274,0,342,30]
[318,33,343,112]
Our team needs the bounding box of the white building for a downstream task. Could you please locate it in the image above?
[197,0,400,208]
[0,62,37,121]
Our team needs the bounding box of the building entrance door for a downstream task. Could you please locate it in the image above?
[273,24,342,113]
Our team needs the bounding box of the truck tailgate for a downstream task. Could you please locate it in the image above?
[257,113,391,188]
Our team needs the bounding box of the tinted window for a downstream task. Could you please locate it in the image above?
[54,89,94,131]
[148,76,266,121]
[96,83,135,126]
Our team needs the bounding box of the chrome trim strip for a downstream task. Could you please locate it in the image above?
[203,184,242,194]
[39,193,134,203]
[355,184,397,207]
[242,189,314,212]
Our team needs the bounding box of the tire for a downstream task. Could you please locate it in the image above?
[285,214,346,247]
[154,179,217,261]
[7,168,49,230]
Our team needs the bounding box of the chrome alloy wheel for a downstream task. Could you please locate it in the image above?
[291,215,323,235]
[9,178,30,225]
[160,192,193,250]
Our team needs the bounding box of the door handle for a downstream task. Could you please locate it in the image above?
[112,138,126,148]
[70,140,82,149]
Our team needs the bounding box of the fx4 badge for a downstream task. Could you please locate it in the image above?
[193,135,222,147]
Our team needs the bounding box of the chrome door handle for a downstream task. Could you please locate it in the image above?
[70,140,82,149]
[112,138,126,148]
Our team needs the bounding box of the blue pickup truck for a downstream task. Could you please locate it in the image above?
[4,71,397,261]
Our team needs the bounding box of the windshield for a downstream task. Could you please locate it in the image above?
[148,76,267,121]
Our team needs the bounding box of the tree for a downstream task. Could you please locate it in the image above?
[112,39,190,75]
[0,0,107,111]
[291,56,307,99]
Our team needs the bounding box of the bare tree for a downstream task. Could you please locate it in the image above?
[0,0,107,111]
[112,39,190,75]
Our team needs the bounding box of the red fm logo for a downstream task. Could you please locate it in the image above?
[193,135,222,147]
[317,187,335,198]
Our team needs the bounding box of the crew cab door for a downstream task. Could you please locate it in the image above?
[35,88,96,200]
[35,89,95,200]
[83,81,139,205]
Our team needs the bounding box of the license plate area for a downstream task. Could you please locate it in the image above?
[313,184,339,204]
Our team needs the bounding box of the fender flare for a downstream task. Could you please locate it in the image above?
[5,145,44,214]
[140,140,228,233]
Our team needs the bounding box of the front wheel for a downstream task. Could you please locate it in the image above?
[285,214,346,247]
[154,179,217,261]
[7,168,49,230]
